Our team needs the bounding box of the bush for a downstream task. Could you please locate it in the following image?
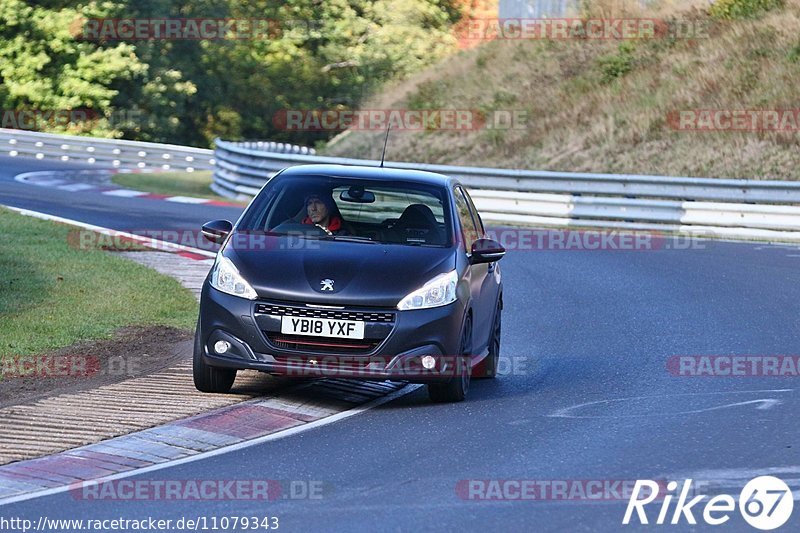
[597,42,637,83]
[407,80,449,110]
[709,0,784,19]
[787,42,800,62]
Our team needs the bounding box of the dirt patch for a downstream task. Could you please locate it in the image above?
[0,326,193,408]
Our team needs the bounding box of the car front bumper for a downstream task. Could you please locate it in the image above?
[197,282,468,383]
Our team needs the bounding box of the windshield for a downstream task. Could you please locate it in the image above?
[237,175,452,247]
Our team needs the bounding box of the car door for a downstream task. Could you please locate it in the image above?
[462,186,501,331]
[453,186,491,356]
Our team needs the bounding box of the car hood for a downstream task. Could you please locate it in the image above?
[225,234,456,308]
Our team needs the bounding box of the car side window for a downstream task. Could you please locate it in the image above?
[454,186,480,252]
[461,187,485,237]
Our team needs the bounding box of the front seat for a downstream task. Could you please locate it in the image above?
[393,204,445,245]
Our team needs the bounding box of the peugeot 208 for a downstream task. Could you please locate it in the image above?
[195,164,505,402]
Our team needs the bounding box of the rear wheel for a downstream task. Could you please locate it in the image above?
[193,320,236,393]
[428,316,472,403]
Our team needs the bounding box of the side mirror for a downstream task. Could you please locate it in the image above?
[470,238,505,264]
[201,219,233,244]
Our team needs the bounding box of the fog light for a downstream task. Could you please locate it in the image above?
[421,355,436,370]
[214,340,231,354]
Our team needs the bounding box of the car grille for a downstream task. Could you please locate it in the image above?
[264,334,383,355]
[255,303,395,323]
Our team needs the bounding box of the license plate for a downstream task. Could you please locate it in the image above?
[280,316,365,340]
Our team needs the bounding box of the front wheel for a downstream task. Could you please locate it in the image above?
[428,316,472,403]
[480,301,502,379]
[193,321,236,393]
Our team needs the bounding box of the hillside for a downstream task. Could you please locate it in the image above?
[324,0,800,179]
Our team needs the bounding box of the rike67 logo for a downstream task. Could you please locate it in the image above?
[623,476,794,530]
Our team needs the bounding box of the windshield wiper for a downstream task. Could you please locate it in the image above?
[324,235,376,243]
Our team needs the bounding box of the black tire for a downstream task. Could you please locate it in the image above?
[481,300,502,379]
[428,316,472,403]
[193,320,236,393]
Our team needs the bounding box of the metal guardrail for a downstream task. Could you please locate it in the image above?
[0,130,317,175]
[213,138,800,242]
[0,128,216,172]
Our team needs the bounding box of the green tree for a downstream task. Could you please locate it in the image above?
[1,0,465,146]
[0,0,146,136]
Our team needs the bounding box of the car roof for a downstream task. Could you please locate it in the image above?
[277,164,456,188]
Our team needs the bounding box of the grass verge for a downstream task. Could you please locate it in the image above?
[0,207,199,359]
[111,171,245,204]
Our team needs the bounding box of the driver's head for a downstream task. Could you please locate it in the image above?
[305,192,336,226]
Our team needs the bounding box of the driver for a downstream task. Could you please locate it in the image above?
[301,191,346,235]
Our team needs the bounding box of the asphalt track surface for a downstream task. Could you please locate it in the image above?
[1,155,799,532]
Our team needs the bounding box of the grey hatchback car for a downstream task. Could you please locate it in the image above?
[195,164,505,402]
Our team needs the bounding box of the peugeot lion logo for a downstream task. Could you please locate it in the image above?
[320,279,335,291]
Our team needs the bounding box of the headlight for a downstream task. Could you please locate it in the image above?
[397,270,458,310]
[210,256,257,300]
